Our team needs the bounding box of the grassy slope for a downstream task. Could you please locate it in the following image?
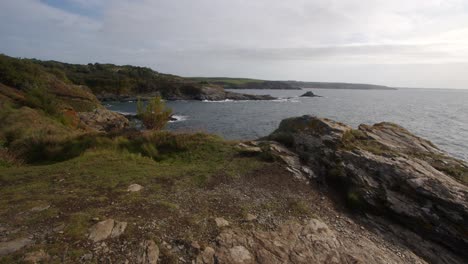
[0,131,320,263]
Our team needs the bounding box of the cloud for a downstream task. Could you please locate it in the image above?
[1,0,468,88]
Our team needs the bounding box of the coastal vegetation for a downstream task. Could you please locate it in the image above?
[190,77,395,90]
[189,77,265,85]
[136,96,172,130]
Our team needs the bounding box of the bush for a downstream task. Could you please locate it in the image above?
[0,54,47,90]
[25,87,60,116]
[136,96,172,130]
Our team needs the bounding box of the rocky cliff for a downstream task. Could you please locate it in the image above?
[267,115,467,262]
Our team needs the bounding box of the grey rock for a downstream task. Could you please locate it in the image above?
[237,143,262,155]
[23,249,50,263]
[30,204,50,212]
[110,221,127,238]
[78,108,129,132]
[196,246,215,264]
[88,219,127,242]
[214,217,230,228]
[127,184,144,192]
[245,213,257,222]
[89,219,115,242]
[138,240,159,264]
[212,219,422,264]
[0,238,33,256]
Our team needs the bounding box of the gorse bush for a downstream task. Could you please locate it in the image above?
[0,54,48,90]
[13,129,217,164]
[25,87,60,116]
[137,96,172,130]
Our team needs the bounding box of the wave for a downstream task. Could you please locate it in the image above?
[169,115,188,122]
[202,98,299,103]
[202,99,235,103]
[114,111,135,116]
[272,97,300,103]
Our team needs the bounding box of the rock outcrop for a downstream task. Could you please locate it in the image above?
[203,219,426,264]
[300,91,319,97]
[98,85,276,102]
[78,108,129,132]
[165,85,276,101]
[268,115,468,261]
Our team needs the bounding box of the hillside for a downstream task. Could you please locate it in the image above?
[31,59,274,101]
[189,78,300,90]
[0,54,275,102]
[191,77,396,90]
[286,81,396,90]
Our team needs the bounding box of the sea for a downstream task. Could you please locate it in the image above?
[105,88,468,161]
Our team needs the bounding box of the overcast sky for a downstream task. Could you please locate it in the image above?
[1,0,468,88]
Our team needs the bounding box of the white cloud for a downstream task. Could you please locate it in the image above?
[1,0,468,88]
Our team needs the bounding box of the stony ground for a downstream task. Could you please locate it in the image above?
[1,134,451,263]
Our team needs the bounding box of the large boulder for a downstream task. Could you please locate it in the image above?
[268,115,468,260]
[78,108,129,132]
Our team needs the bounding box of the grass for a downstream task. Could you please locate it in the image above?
[0,126,328,262]
[0,130,267,261]
[411,152,468,186]
[341,129,396,156]
[0,132,263,226]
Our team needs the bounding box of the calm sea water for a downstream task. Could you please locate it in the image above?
[105,88,468,161]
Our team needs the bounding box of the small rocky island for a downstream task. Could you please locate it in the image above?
[300,91,320,97]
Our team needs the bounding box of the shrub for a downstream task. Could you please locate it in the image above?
[0,147,21,167]
[25,87,60,116]
[347,189,365,210]
[136,96,172,130]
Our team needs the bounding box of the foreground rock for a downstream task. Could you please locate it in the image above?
[214,217,230,228]
[78,108,129,132]
[208,219,425,264]
[23,250,50,263]
[0,238,33,256]
[269,115,468,261]
[128,184,144,192]
[138,240,159,264]
[88,219,127,242]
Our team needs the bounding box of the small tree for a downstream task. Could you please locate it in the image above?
[136,96,172,130]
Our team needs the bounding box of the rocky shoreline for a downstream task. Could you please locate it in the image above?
[266,116,467,262]
[97,85,276,102]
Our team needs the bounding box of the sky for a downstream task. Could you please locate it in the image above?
[1,0,468,88]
